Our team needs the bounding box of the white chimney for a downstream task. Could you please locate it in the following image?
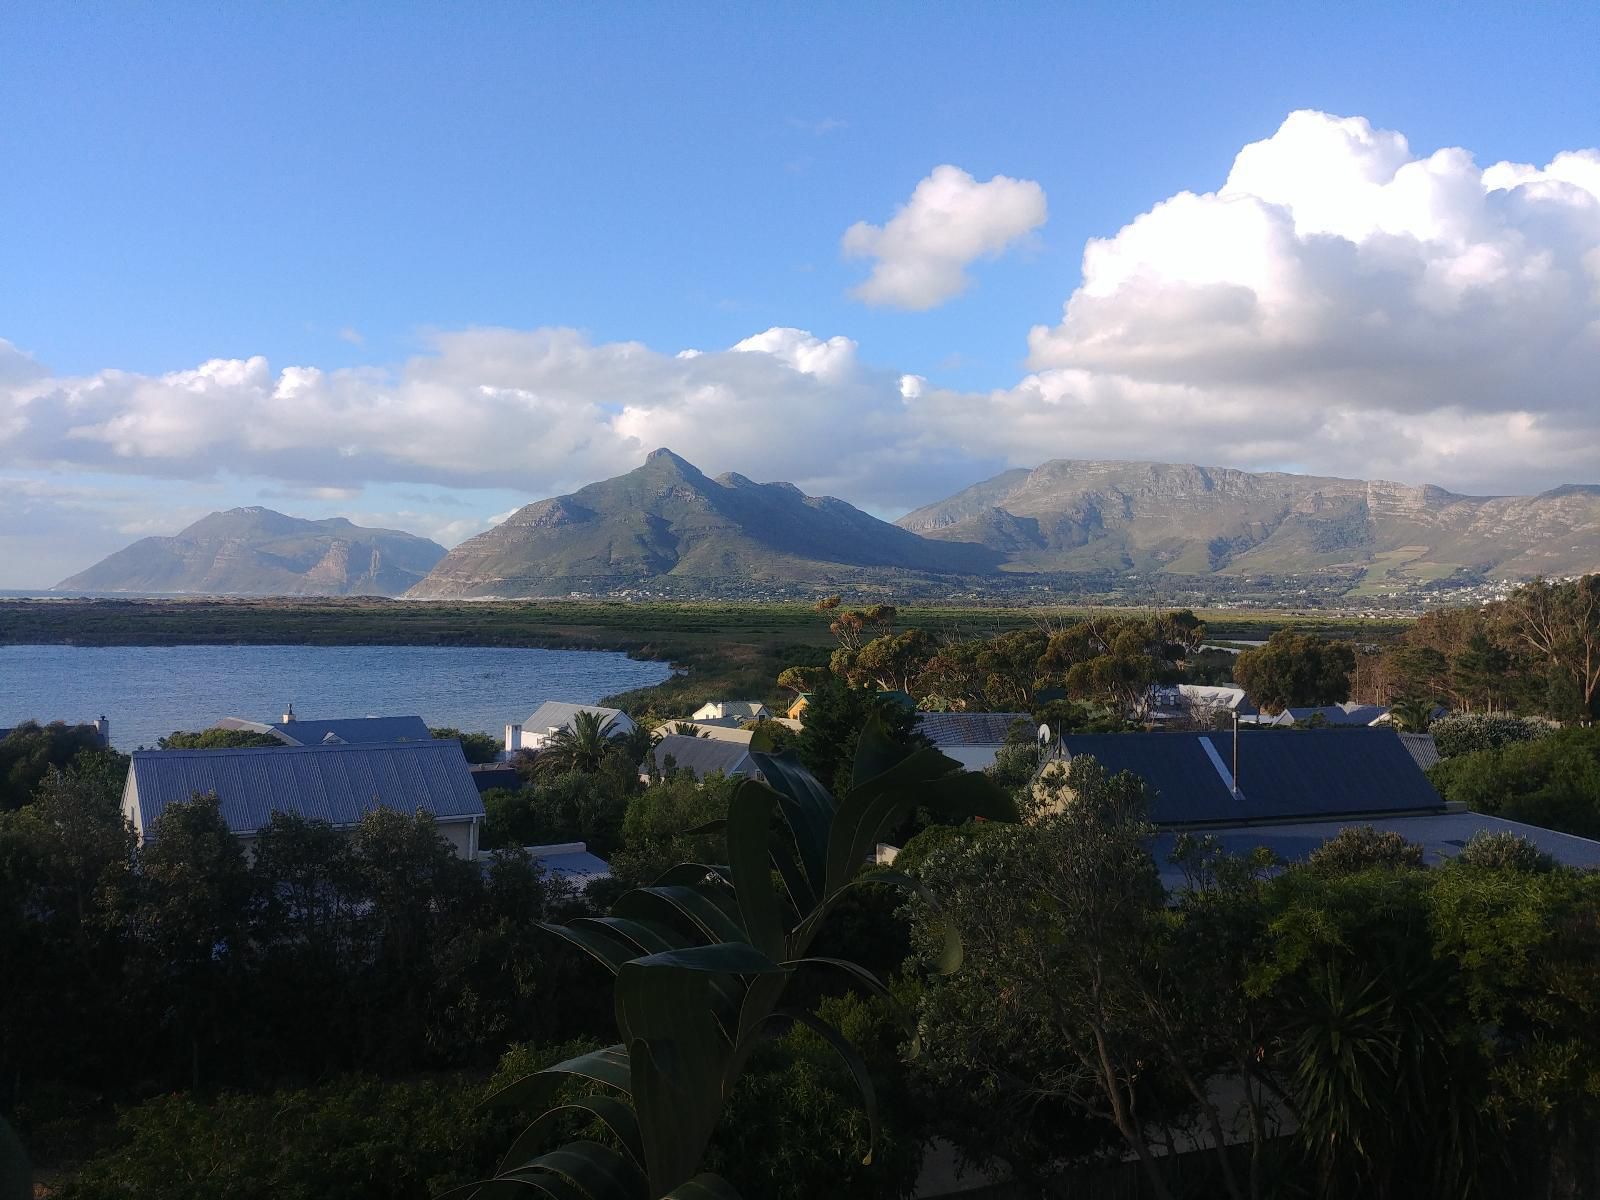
[282,702,295,723]
[505,723,522,753]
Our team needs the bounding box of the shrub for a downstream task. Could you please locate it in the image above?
[1453,831,1556,874]
[59,1076,512,1200]
[1428,727,1600,839]
[1305,825,1425,875]
[1431,714,1554,759]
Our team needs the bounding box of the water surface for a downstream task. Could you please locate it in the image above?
[0,644,671,750]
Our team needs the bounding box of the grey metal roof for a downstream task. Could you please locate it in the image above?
[126,739,484,838]
[1266,703,1389,726]
[1151,811,1600,890]
[650,734,756,781]
[696,701,769,719]
[526,842,612,888]
[269,715,433,746]
[1056,729,1443,826]
[524,702,633,735]
[1398,732,1441,771]
[916,712,1030,746]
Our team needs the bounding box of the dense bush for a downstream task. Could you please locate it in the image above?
[1305,824,1425,875]
[155,728,283,750]
[1431,713,1555,759]
[1428,726,1600,839]
[1454,830,1556,873]
[58,1076,514,1200]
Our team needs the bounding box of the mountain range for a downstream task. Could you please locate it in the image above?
[58,453,1600,600]
[56,508,446,596]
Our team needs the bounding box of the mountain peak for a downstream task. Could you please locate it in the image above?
[644,447,692,467]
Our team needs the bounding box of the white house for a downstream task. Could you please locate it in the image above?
[691,700,772,723]
[914,712,1031,772]
[121,739,486,858]
[506,702,637,753]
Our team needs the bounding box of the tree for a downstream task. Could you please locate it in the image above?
[850,629,936,693]
[1498,575,1600,719]
[777,665,826,699]
[1387,696,1437,732]
[464,717,986,1198]
[131,792,254,1091]
[535,711,621,776]
[607,772,737,888]
[1427,726,1600,838]
[794,677,923,795]
[0,721,107,811]
[430,728,502,764]
[1234,630,1356,714]
[157,728,284,750]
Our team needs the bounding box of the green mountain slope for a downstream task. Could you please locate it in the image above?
[897,460,1600,585]
[407,448,1000,598]
[57,507,446,596]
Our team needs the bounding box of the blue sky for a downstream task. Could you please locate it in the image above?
[2,2,1599,585]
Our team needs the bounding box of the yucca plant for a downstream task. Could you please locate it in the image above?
[448,717,990,1199]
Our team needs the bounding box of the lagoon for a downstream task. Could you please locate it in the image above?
[0,644,672,750]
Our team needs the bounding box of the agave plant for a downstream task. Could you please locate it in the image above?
[449,718,992,1199]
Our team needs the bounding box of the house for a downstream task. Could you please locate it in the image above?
[915,712,1030,771]
[786,694,812,722]
[1045,728,1600,881]
[691,700,771,723]
[121,738,486,858]
[522,841,612,889]
[1249,702,1389,727]
[507,702,637,753]
[646,734,762,783]
[1146,685,1258,724]
[655,720,756,745]
[214,710,433,746]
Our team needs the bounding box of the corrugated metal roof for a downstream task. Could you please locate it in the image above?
[1262,703,1389,727]
[524,702,633,735]
[268,715,434,746]
[526,843,612,887]
[127,739,484,838]
[1151,810,1600,890]
[1056,729,1442,826]
[650,734,756,780]
[694,701,769,720]
[655,721,756,745]
[916,712,1030,746]
[1398,732,1441,770]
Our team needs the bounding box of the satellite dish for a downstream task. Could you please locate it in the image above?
[1037,723,1052,746]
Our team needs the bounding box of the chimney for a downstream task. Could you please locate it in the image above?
[94,715,110,747]
[505,723,522,753]
[282,702,296,724]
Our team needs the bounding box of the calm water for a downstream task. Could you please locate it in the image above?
[0,644,673,750]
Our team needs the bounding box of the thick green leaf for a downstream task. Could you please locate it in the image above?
[484,1045,632,1112]
[733,971,792,1069]
[770,1008,881,1165]
[792,869,961,971]
[663,1174,744,1199]
[726,781,786,959]
[613,885,749,946]
[627,941,788,975]
[679,818,727,836]
[745,754,834,897]
[541,920,642,977]
[498,1095,645,1174]
[650,862,732,888]
[504,1141,642,1200]
[570,916,694,959]
[825,745,968,896]
[847,712,910,792]
[782,955,893,1004]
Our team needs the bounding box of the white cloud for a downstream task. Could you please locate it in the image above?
[6,110,1600,584]
[842,165,1048,309]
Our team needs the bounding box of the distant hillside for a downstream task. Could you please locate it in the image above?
[408,448,1000,598]
[57,507,446,597]
[898,459,1600,588]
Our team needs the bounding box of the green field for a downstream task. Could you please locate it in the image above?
[0,597,1412,716]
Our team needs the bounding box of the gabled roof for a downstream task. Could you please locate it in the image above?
[655,720,756,745]
[1262,703,1389,727]
[1055,729,1443,826]
[524,702,632,735]
[695,700,769,719]
[650,734,757,781]
[1398,732,1441,771]
[214,714,434,746]
[915,712,1030,747]
[125,739,484,838]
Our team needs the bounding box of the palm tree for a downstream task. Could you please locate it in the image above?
[450,716,997,1199]
[1389,696,1437,733]
[534,710,617,775]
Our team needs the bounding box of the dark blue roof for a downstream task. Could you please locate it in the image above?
[1056,729,1443,826]
[270,715,433,746]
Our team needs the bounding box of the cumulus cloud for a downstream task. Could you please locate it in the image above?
[1024,110,1600,482]
[842,165,1048,309]
[6,109,1600,585]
